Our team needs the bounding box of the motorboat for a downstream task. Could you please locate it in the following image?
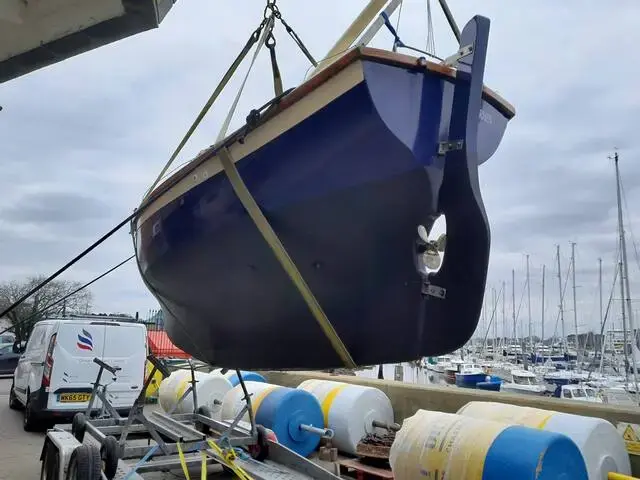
[558,384,603,403]
[427,355,457,374]
[454,363,489,388]
[501,369,547,396]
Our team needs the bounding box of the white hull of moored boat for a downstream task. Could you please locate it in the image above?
[501,383,547,396]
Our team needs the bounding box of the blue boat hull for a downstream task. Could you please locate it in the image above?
[456,373,490,388]
[136,17,513,369]
[476,377,502,391]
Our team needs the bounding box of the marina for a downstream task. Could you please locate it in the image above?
[1,0,640,479]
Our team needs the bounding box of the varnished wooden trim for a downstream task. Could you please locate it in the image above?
[357,47,516,118]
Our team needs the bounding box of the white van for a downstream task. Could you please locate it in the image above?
[9,317,147,431]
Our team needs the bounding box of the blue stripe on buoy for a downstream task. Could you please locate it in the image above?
[483,425,588,480]
[226,371,266,387]
[255,387,323,458]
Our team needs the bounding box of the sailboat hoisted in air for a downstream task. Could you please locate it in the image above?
[133,0,516,370]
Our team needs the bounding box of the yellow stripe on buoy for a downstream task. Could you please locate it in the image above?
[251,385,281,415]
[609,473,640,480]
[176,376,191,403]
[144,361,163,398]
[536,414,554,430]
[321,384,349,426]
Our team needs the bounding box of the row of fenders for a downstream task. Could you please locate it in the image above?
[158,370,630,479]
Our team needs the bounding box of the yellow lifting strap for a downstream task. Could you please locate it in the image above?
[176,442,192,480]
[177,441,254,480]
[218,146,356,369]
[206,440,253,480]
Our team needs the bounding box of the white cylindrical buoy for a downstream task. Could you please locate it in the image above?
[211,369,266,387]
[221,381,328,457]
[390,409,588,480]
[298,379,394,454]
[457,401,631,480]
[158,369,232,418]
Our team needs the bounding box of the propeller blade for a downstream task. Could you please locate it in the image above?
[417,225,429,243]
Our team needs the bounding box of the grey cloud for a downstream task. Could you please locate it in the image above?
[1,191,109,225]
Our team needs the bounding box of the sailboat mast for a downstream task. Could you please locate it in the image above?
[502,280,506,354]
[493,287,498,352]
[598,257,605,374]
[482,292,487,343]
[527,254,532,353]
[556,245,566,351]
[571,242,579,361]
[619,238,630,387]
[512,269,516,343]
[541,264,545,357]
[614,151,639,393]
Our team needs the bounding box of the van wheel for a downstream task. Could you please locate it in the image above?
[71,413,87,443]
[23,392,40,432]
[100,436,120,480]
[40,442,60,480]
[66,445,101,480]
[9,382,22,410]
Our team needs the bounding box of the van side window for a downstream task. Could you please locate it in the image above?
[25,325,47,354]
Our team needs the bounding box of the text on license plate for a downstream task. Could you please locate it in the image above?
[59,393,91,403]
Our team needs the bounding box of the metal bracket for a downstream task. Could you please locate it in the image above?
[444,43,473,66]
[438,140,464,155]
[422,283,446,299]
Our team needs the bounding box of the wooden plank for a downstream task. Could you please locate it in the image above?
[339,458,394,479]
[356,442,391,459]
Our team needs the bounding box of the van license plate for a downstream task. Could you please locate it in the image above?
[59,393,91,403]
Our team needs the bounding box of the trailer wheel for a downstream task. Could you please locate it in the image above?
[66,445,101,480]
[100,435,120,480]
[71,413,87,443]
[40,442,60,480]
[248,425,269,461]
[195,405,212,435]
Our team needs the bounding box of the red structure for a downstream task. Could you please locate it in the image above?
[147,330,190,359]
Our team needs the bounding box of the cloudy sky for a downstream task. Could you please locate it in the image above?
[1,0,639,340]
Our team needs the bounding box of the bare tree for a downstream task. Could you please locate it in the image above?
[0,276,92,341]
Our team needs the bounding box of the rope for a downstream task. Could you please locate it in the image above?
[216,16,274,143]
[0,211,139,321]
[218,147,356,368]
[0,256,135,338]
[392,0,403,52]
[279,17,317,66]
[268,2,317,67]
[425,0,436,55]
[380,11,443,61]
[144,0,318,197]
[143,19,270,200]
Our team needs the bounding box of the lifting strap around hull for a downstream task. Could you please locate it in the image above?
[218,147,357,369]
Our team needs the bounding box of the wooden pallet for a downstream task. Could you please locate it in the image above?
[356,442,391,459]
[338,458,394,480]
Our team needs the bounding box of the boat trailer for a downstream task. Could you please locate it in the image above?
[40,355,339,479]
